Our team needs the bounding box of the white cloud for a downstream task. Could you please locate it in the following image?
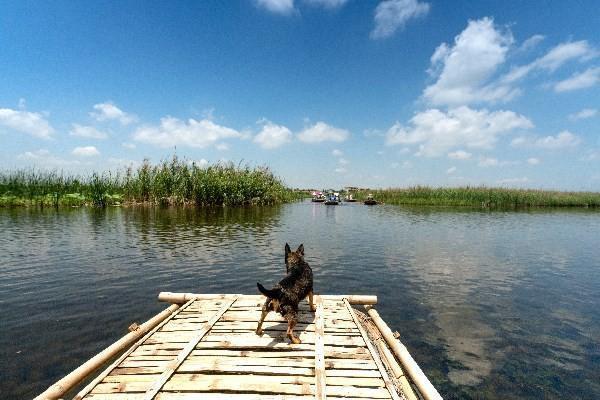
[385,106,533,157]
[527,157,540,165]
[72,146,100,157]
[423,18,516,106]
[253,119,292,149]
[335,167,347,173]
[133,116,242,148]
[371,0,430,39]
[534,130,581,149]
[554,66,600,92]
[447,150,472,160]
[510,136,528,147]
[332,149,343,157]
[497,177,529,185]
[478,157,499,167]
[17,149,80,166]
[122,142,137,149]
[90,102,136,125]
[391,162,400,169]
[338,157,349,165]
[69,124,108,139]
[502,40,597,84]
[297,121,349,143]
[517,34,545,53]
[215,142,230,151]
[303,0,348,8]
[186,158,209,167]
[569,108,597,121]
[256,0,295,14]
[0,108,54,138]
[446,166,457,174]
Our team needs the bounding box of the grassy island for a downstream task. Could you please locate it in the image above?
[0,157,299,207]
[355,186,600,208]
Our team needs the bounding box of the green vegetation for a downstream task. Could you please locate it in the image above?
[0,157,300,208]
[354,186,600,208]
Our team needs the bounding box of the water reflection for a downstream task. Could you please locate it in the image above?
[0,202,599,399]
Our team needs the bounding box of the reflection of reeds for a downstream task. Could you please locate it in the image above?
[0,156,300,207]
[355,186,600,208]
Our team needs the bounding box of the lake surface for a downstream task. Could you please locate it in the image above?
[1,201,599,399]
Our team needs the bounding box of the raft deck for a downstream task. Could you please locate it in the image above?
[37,293,442,400]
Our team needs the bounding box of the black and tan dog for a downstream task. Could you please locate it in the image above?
[256,243,315,344]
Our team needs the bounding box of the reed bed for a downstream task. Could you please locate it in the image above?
[355,186,600,208]
[0,157,299,207]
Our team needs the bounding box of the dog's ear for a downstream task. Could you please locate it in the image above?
[285,243,291,262]
[297,244,304,256]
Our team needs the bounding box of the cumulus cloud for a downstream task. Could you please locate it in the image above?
[253,119,292,149]
[122,142,137,149]
[332,149,343,157]
[69,124,108,139]
[0,108,54,138]
[478,157,499,167]
[447,150,472,160]
[371,0,430,39]
[72,146,100,157]
[534,130,581,149]
[298,121,349,143]
[527,157,540,165]
[569,108,597,121]
[133,117,242,148]
[446,166,457,174]
[255,0,295,14]
[385,106,533,157]
[17,149,80,166]
[423,18,516,106]
[554,66,600,92]
[90,102,137,125]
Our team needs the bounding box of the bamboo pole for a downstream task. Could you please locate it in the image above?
[35,303,181,400]
[158,291,377,305]
[365,305,443,400]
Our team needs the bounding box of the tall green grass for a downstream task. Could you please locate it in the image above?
[0,156,299,207]
[355,186,600,208]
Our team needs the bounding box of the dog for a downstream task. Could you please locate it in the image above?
[256,243,316,344]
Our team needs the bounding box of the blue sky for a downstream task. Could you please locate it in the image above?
[1,0,598,189]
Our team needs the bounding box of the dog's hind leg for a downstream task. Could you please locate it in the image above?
[308,291,316,312]
[285,315,301,344]
[255,299,271,336]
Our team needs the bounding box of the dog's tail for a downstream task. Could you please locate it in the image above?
[257,282,282,299]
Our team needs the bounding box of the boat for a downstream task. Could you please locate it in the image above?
[364,193,378,205]
[344,192,357,202]
[36,291,442,400]
[311,191,326,202]
[324,192,340,205]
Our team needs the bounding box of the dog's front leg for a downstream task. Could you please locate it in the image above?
[308,291,316,312]
[256,300,270,336]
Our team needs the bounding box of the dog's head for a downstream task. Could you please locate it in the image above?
[285,243,304,270]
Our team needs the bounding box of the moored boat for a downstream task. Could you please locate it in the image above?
[311,191,326,202]
[325,192,341,205]
[364,193,378,205]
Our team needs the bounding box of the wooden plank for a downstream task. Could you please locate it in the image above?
[343,300,401,400]
[314,295,326,400]
[142,296,238,399]
[75,299,196,400]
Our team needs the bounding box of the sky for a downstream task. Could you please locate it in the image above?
[0,0,599,190]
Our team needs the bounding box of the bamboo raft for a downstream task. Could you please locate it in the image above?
[36,292,442,400]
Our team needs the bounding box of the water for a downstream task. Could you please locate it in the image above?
[1,201,599,399]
